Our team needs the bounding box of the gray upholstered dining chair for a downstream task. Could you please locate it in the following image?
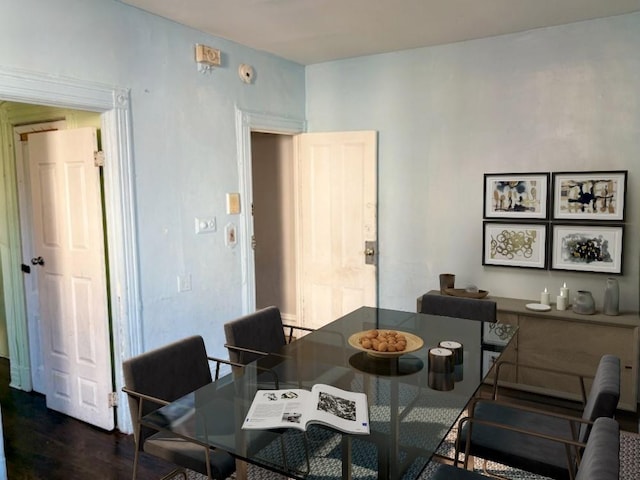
[122,335,239,480]
[418,291,497,323]
[223,305,354,390]
[223,305,313,365]
[455,354,620,480]
[432,416,619,480]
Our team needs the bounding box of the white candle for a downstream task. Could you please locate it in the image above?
[557,295,567,311]
[560,282,569,298]
[541,287,550,306]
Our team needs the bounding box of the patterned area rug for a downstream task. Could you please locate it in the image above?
[177,428,639,479]
[175,375,638,479]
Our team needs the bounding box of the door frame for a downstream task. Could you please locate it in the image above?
[235,107,305,315]
[0,66,142,432]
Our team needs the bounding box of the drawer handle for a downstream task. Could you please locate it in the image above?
[624,365,632,369]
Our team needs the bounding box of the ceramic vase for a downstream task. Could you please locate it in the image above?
[439,273,455,293]
[603,278,620,316]
[572,290,595,315]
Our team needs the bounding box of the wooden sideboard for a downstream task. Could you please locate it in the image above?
[418,291,640,411]
[493,296,639,411]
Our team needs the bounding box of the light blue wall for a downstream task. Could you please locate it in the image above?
[1,0,638,367]
[306,13,640,312]
[0,0,305,358]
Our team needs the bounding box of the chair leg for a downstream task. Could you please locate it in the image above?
[235,459,249,480]
[132,448,141,480]
[204,445,213,479]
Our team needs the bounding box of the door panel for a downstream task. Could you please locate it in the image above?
[28,128,114,430]
[297,131,377,329]
[14,120,68,393]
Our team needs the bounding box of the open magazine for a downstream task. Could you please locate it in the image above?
[242,384,369,434]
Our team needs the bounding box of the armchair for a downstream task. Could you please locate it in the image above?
[122,335,239,480]
[223,305,313,365]
[456,354,620,480]
[432,416,619,480]
[417,291,497,323]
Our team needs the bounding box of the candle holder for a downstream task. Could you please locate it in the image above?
[439,273,455,293]
[438,341,463,365]
[453,364,464,382]
[428,347,454,373]
[428,347,454,391]
[428,372,454,391]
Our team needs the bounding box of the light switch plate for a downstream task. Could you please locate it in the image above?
[226,193,241,214]
[195,217,216,234]
[177,273,192,292]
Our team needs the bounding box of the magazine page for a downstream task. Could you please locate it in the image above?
[310,384,370,434]
[242,389,311,431]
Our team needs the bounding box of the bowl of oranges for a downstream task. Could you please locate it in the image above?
[348,329,424,358]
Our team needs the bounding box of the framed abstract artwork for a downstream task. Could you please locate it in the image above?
[482,222,548,269]
[550,224,624,274]
[552,171,627,221]
[483,172,549,220]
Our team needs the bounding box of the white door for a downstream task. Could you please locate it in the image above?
[28,128,114,430]
[14,121,67,394]
[296,131,377,329]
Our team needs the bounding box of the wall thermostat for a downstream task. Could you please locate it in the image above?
[238,64,254,84]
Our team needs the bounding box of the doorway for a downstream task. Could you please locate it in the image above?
[239,109,378,328]
[0,66,141,433]
[251,133,297,323]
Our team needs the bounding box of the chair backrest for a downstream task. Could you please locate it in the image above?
[224,306,287,365]
[579,354,620,442]
[122,335,213,447]
[418,292,497,323]
[576,417,619,480]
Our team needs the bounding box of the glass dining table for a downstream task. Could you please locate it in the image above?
[142,307,517,480]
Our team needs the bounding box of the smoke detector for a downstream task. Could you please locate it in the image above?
[238,64,254,84]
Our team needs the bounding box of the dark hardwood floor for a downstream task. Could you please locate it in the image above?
[0,358,171,479]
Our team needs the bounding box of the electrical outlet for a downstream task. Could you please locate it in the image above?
[177,274,192,292]
[195,217,216,234]
[225,223,237,247]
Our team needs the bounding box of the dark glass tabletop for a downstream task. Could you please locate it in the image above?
[142,307,517,480]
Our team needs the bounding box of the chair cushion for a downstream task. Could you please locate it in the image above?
[459,400,577,480]
[224,306,287,364]
[145,431,236,479]
[576,417,619,480]
[418,293,496,323]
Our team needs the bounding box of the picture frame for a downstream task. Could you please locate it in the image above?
[552,171,627,221]
[550,224,624,274]
[482,350,501,378]
[483,172,549,220]
[482,221,548,269]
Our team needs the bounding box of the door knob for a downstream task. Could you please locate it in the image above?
[364,241,377,265]
[31,256,45,266]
